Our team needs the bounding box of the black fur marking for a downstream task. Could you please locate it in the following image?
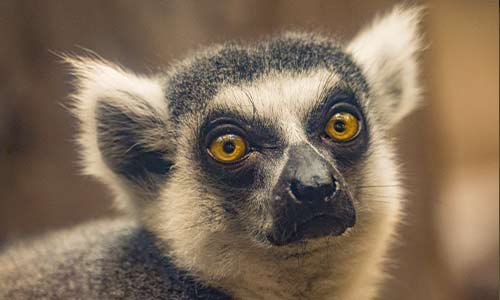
[306,92,370,168]
[200,108,286,151]
[305,85,358,135]
[167,33,369,122]
[194,109,284,191]
[96,103,172,189]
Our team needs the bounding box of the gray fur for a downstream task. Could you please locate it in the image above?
[0,219,228,299]
[166,31,369,120]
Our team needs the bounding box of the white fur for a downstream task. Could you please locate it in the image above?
[212,69,340,142]
[65,56,168,211]
[347,5,423,126]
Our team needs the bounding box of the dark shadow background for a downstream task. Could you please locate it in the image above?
[0,1,498,299]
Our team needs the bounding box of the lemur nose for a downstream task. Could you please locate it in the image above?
[290,175,337,203]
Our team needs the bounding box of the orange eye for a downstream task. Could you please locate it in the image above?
[325,112,360,141]
[208,134,247,163]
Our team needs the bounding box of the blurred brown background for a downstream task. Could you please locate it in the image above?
[0,1,498,299]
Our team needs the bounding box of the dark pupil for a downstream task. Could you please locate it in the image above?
[334,121,346,132]
[222,141,236,154]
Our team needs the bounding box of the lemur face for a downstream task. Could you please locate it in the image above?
[69,6,421,268]
[175,69,368,246]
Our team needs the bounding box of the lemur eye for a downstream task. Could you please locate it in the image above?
[208,134,247,163]
[325,112,360,141]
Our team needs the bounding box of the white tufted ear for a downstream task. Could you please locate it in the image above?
[347,5,424,127]
[65,56,173,211]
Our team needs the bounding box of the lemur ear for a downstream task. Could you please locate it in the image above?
[66,56,173,210]
[347,6,424,127]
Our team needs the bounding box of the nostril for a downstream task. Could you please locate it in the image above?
[290,177,337,203]
[290,180,309,202]
[289,180,299,199]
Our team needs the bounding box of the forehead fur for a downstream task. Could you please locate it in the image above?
[208,70,345,145]
[212,70,337,114]
[166,32,369,121]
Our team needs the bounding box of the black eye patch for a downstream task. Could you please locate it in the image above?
[306,85,370,168]
[200,108,285,150]
[194,109,284,190]
[306,85,358,134]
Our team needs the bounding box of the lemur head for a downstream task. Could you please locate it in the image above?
[68,5,421,278]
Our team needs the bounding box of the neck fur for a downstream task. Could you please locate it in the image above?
[146,203,398,300]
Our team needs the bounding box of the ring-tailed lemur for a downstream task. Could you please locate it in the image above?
[0,6,422,300]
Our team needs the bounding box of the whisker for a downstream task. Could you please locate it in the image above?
[365,201,395,204]
[357,192,399,197]
[356,184,404,188]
